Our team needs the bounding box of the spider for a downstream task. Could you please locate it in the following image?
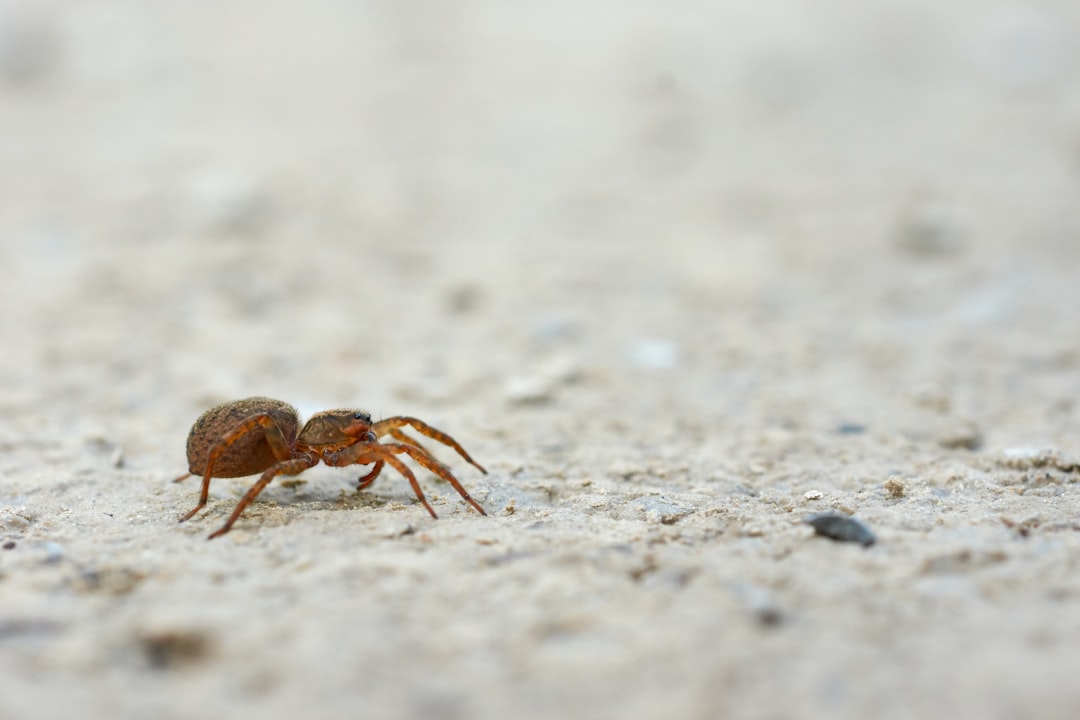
[175,396,487,539]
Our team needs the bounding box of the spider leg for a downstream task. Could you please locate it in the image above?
[380,451,438,518]
[207,453,318,539]
[325,442,486,517]
[383,428,467,485]
[387,427,433,457]
[330,446,435,516]
[372,417,487,474]
[180,413,295,523]
[356,460,385,490]
[391,442,487,516]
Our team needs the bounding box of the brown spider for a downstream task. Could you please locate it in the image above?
[175,397,487,539]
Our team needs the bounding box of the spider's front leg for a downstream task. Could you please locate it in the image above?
[324,441,487,517]
[321,445,383,489]
[325,443,436,517]
[372,417,487,474]
[355,460,385,490]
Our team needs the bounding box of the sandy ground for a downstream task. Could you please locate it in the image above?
[3,2,1080,719]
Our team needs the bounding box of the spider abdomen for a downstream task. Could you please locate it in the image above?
[186,396,300,477]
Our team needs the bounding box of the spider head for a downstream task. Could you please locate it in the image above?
[299,409,375,445]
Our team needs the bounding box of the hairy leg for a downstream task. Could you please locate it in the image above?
[381,452,437,518]
[326,441,486,517]
[387,427,432,456]
[207,454,317,539]
[356,460,385,490]
[372,417,487,474]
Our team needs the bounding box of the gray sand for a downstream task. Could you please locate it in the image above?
[2,3,1080,719]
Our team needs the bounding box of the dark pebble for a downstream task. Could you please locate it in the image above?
[140,630,212,670]
[804,512,876,547]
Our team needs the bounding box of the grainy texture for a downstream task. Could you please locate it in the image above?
[3,2,1080,720]
[186,397,300,476]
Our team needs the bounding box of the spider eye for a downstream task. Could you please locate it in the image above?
[353,411,370,422]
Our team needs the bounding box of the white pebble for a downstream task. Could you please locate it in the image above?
[628,339,680,369]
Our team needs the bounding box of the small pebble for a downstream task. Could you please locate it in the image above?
[883,476,907,499]
[2,540,16,550]
[937,420,983,450]
[443,283,484,314]
[804,512,876,547]
[627,338,680,369]
[0,508,33,532]
[503,376,553,405]
[533,316,577,342]
[181,168,273,236]
[43,542,63,563]
[503,355,581,405]
[631,496,693,525]
[730,582,784,628]
[891,195,963,257]
[139,627,212,669]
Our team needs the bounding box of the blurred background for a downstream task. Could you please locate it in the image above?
[4,4,1080,719]
[1,0,1079,450]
